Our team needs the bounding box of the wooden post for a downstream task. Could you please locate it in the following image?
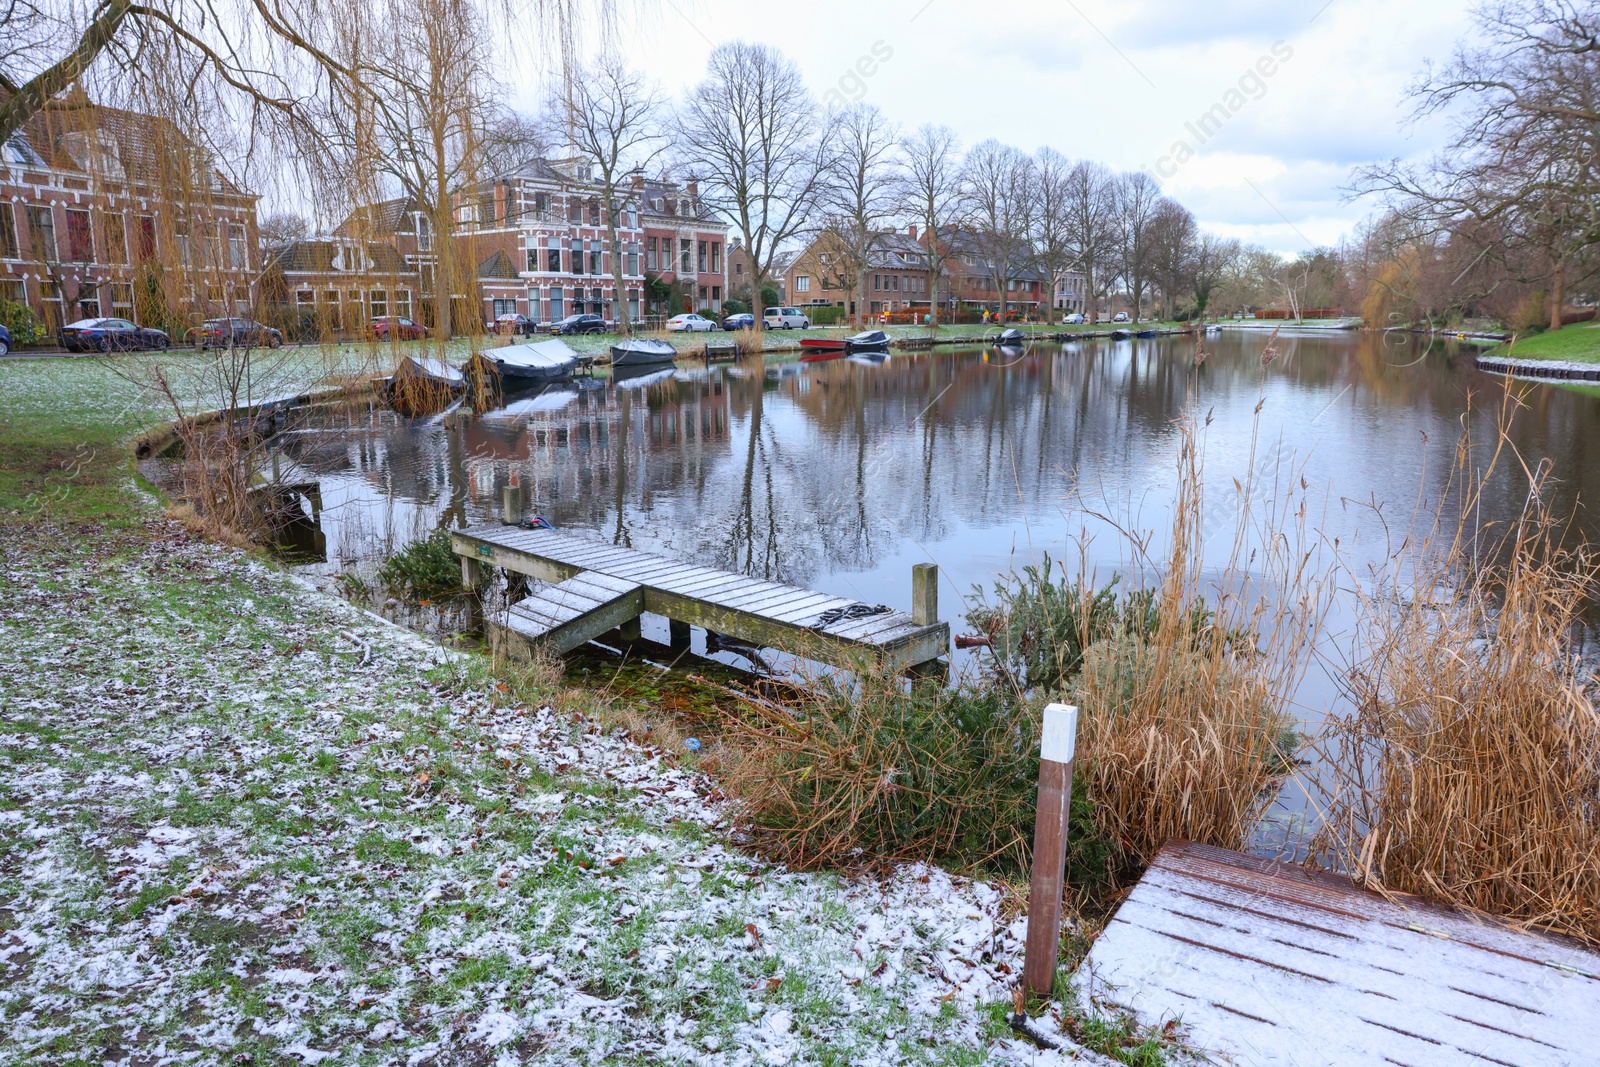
[618,615,642,642]
[1023,703,1079,997]
[912,563,938,626]
[668,618,691,648]
[501,485,521,525]
[460,553,483,592]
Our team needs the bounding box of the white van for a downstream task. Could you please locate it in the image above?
[763,306,812,329]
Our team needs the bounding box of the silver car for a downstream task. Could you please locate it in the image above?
[762,306,812,329]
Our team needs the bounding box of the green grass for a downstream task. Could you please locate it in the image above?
[1494,323,1600,363]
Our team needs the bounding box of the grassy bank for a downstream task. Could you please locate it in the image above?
[1495,323,1600,362]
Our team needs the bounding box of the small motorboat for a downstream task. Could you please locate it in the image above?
[800,337,846,352]
[610,337,678,368]
[844,330,890,351]
[487,338,580,385]
[1135,329,1158,339]
[990,328,1025,345]
[375,355,465,416]
[1110,328,1134,340]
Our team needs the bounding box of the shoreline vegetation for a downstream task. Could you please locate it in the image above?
[4,340,1599,1065]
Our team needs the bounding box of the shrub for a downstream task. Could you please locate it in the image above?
[376,529,463,602]
[722,298,748,315]
[0,300,43,346]
[808,304,847,326]
[722,671,1116,896]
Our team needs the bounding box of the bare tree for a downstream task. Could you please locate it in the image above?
[1031,147,1075,324]
[1146,198,1197,318]
[1113,170,1162,322]
[677,42,834,328]
[822,103,900,327]
[960,139,1035,323]
[1064,160,1116,322]
[897,123,963,327]
[1359,0,1600,330]
[546,56,669,334]
[259,211,311,250]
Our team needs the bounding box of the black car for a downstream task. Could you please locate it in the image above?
[550,313,606,336]
[493,313,539,336]
[194,317,283,350]
[58,317,171,353]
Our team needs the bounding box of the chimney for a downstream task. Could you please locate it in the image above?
[686,180,698,197]
[631,173,645,191]
[908,224,919,242]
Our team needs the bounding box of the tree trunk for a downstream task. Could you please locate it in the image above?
[433,178,453,344]
[1550,261,1567,332]
[752,271,767,333]
[607,199,630,336]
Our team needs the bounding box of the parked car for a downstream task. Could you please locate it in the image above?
[1063,313,1086,325]
[763,306,812,329]
[370,316,429,341]
[1112,312,1130,323]
[721,312,755,331]
[551,313,606,336]
[493,313,538,336]
[58,317,171,352]
[666,313,718,333]
[0,323,11,357]
[193,317,283,350]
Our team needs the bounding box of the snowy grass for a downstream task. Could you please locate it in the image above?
[0,520,1076,1066]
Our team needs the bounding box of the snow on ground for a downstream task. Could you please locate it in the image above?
[0,518,1084,1065]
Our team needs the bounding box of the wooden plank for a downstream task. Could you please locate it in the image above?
[714,586,828,614]
[1070,840,1600,1067]
[652,571,754,598]
[764,593,857,623]
[818,611,917,641]
[492,575,644,655]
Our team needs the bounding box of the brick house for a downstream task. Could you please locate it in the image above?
[0,91,259,339]
[784,227,938,317]
[257,239,419,340]
[945,229,1049,319]
[638,178,729,316]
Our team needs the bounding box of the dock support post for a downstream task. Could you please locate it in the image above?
[669,618,691,649]
[912,563,938,626]
[501,485,521,525]
[1024,703,1079,997]
[617,615,642,643]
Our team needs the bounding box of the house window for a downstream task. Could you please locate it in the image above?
[526,249,538,273]
[295,289,315,310]
[26,206,56,262]
[679,239,691,273]
[796,276,810,293]
[39,281,63,331]
[527,289,539,321]
[735,260,743,276]
[534,192,549,217]
[110,283,134,319]
[420,263,435,294]
[626,242,638,277]
[567,199,581,224]
[893,276,900,292]
[321,289,341,331]
[547,247,561,273]
[628,293,639,322]
[549,287,563,319]
[370,289,388,318]
[0,205,16,258]
[587,200,600,226]
[416,215,433,251]
[175,222,191,264]
[698,241,707,273]
[77,293,100,318]
[571,239,584,275]
[105,212,126,264]
[492,297,516,318]
[873,274,880,291]
[135,216,156,261]
[396,289,411,318]
[229,224,248,270]
[711,242,721,274]
[711,286,721,312]
[588,240,600,275]
[647,237,658,271]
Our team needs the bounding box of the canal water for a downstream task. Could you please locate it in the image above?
[249,330,1599,853]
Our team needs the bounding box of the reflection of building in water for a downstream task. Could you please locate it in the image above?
[460,376,732,537]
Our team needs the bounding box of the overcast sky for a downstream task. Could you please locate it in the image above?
[506,0,1477,256]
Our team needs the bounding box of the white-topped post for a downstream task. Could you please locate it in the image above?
[1024,703,1079,996]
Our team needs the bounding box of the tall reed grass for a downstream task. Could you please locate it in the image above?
[1314,403,1600,943]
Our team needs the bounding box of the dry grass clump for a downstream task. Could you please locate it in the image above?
[1314,416,1600,943]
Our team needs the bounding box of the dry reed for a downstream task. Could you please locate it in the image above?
[1313,400,1600,943]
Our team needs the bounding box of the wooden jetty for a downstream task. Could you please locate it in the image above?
[1070,840,1600,1067]
[452,523,949,672]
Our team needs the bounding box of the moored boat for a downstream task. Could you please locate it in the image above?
[991,328,1025,345]
[1110,328,1134,340]
[487,338,580,385]
[610,337,678,368]
[1135,329,1158,338]
[845,329,890,351]
[800,337,846,352]
[376,355,465,416]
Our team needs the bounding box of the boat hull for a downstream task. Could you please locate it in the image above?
[610,340,678,368]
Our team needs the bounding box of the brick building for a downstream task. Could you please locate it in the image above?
[784,227,938,317]
[258,239,419,340]
[638,178,728,316]
[0,92,259,338]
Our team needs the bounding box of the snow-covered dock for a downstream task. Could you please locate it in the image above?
[454,523,950,672]
[1071,840,1600,1067]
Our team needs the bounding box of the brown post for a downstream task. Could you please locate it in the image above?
[1023,703,1079,997]
[460,553,483,592]
[911,563,938,626]
[501,485,521,525]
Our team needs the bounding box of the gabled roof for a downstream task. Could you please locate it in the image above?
[265,240,414,277]
[477,250,520,280]
[337,197,425,238]
[639,179,723,224]
[7,90,252,199]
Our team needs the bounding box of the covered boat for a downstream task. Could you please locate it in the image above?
[844,330,890,350]
[488,338,580,385]
[991,328,1025,345]
[1110,328,1134,340]
[609,337,677,368]
[376,355,465,416]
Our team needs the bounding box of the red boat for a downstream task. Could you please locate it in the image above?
[799,338,845,352]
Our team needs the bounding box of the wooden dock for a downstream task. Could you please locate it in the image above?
[452,523,949,672]
[1070,840,1600,1067]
